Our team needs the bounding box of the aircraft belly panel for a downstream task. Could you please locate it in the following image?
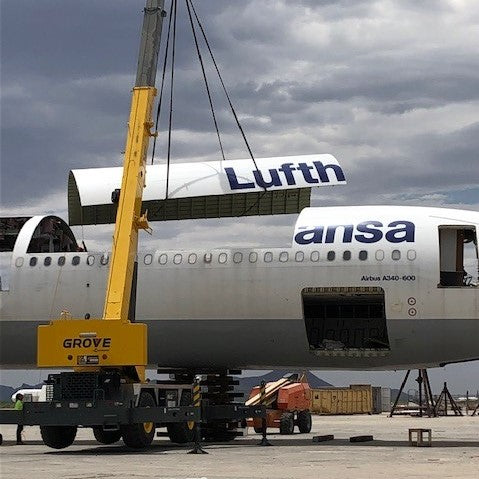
[1,318,477,370]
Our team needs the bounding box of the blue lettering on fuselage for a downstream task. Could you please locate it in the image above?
[294,221,415,245]
[224,161,346,190]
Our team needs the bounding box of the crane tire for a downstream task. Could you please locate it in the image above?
[167,389,195,444]
[40,425,77,449]
[121,392,156,449]
[167,422,195,444]
[92,427,122,445]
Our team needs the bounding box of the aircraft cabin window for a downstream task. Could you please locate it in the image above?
[173,254,183,265]
[143,254,152,265]
[100,254,109,265]
[233,252,243,264]
[295,251,304,262]
[203,253,212,263]
[407,249,417,261]
[72,256,80,266]
[264,252,273,263]
[188,253,197,264]
[87,255,95,266]
[58,256,66,266]
[44,257,52,267]
[218,253,228,264]
[359,250,368,261]
[343,251,351,261]
[439,225,478,287]
[375,250,384,261]
[279,252,289,262]
[327,251,335,261]
[249,252,258,263]
[15,257,24,267]
[29,257,37,267]
[159,254,168,265]
[391,250,401,261]
[310,251,320,262]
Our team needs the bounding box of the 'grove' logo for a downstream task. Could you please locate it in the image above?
[63,338,112,349]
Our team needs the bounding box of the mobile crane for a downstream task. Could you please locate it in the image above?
[0,0,263,449]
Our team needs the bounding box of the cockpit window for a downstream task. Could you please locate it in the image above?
[438,226,478,287]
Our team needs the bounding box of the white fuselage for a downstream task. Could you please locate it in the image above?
[1,205,478,371]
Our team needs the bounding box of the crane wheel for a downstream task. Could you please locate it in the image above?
[166,389,195,444]
[40,425,77,449]
[203,422,238,442]
[297,410,312,433]
[121,392,156,448]
[279,412,295,435]
[92,427,122,445]
[167,422,195,444]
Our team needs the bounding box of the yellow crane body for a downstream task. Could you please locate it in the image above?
[37,1,165,384]
[103,86,156,322]
[37,319,147,368]
[37,87,156,380]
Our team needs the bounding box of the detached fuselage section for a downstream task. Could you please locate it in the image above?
[0,206,478,371]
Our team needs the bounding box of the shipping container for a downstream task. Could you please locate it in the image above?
[311,385,373,415]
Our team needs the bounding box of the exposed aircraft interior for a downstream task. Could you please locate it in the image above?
[0,217,31,252]
[438,225,478,287]
[0,216,78,254]
[0,216,80,291]
[302,287,390,354]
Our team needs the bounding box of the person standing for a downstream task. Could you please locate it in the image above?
[14,393,24,445]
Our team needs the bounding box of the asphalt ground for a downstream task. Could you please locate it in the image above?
[1,414,478,479]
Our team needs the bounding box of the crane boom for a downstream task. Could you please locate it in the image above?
[104,0,164,321]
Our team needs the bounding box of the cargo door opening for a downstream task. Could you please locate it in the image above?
[302,287,390,355]
[438,226,478,287]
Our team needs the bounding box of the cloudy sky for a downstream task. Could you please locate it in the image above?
[1,0,478,391]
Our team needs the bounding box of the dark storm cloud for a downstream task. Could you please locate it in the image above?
[2,1,143,80]
[309,121,479,208]
[1,0,478,210]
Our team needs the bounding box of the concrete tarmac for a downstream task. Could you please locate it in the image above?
[1,414,478,479]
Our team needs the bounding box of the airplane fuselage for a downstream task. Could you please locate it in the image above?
[1,205,478,371]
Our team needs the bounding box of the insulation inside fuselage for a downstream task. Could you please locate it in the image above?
[302,288,390,351]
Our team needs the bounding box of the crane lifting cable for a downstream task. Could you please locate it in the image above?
[165,0,178,198]
[68,0,345,227]
[150,0,266,202]
[186,0,263,177]
[150,0,174,165]
[185,0,225,162]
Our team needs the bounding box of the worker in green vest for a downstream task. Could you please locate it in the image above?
[14,393,24,445]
